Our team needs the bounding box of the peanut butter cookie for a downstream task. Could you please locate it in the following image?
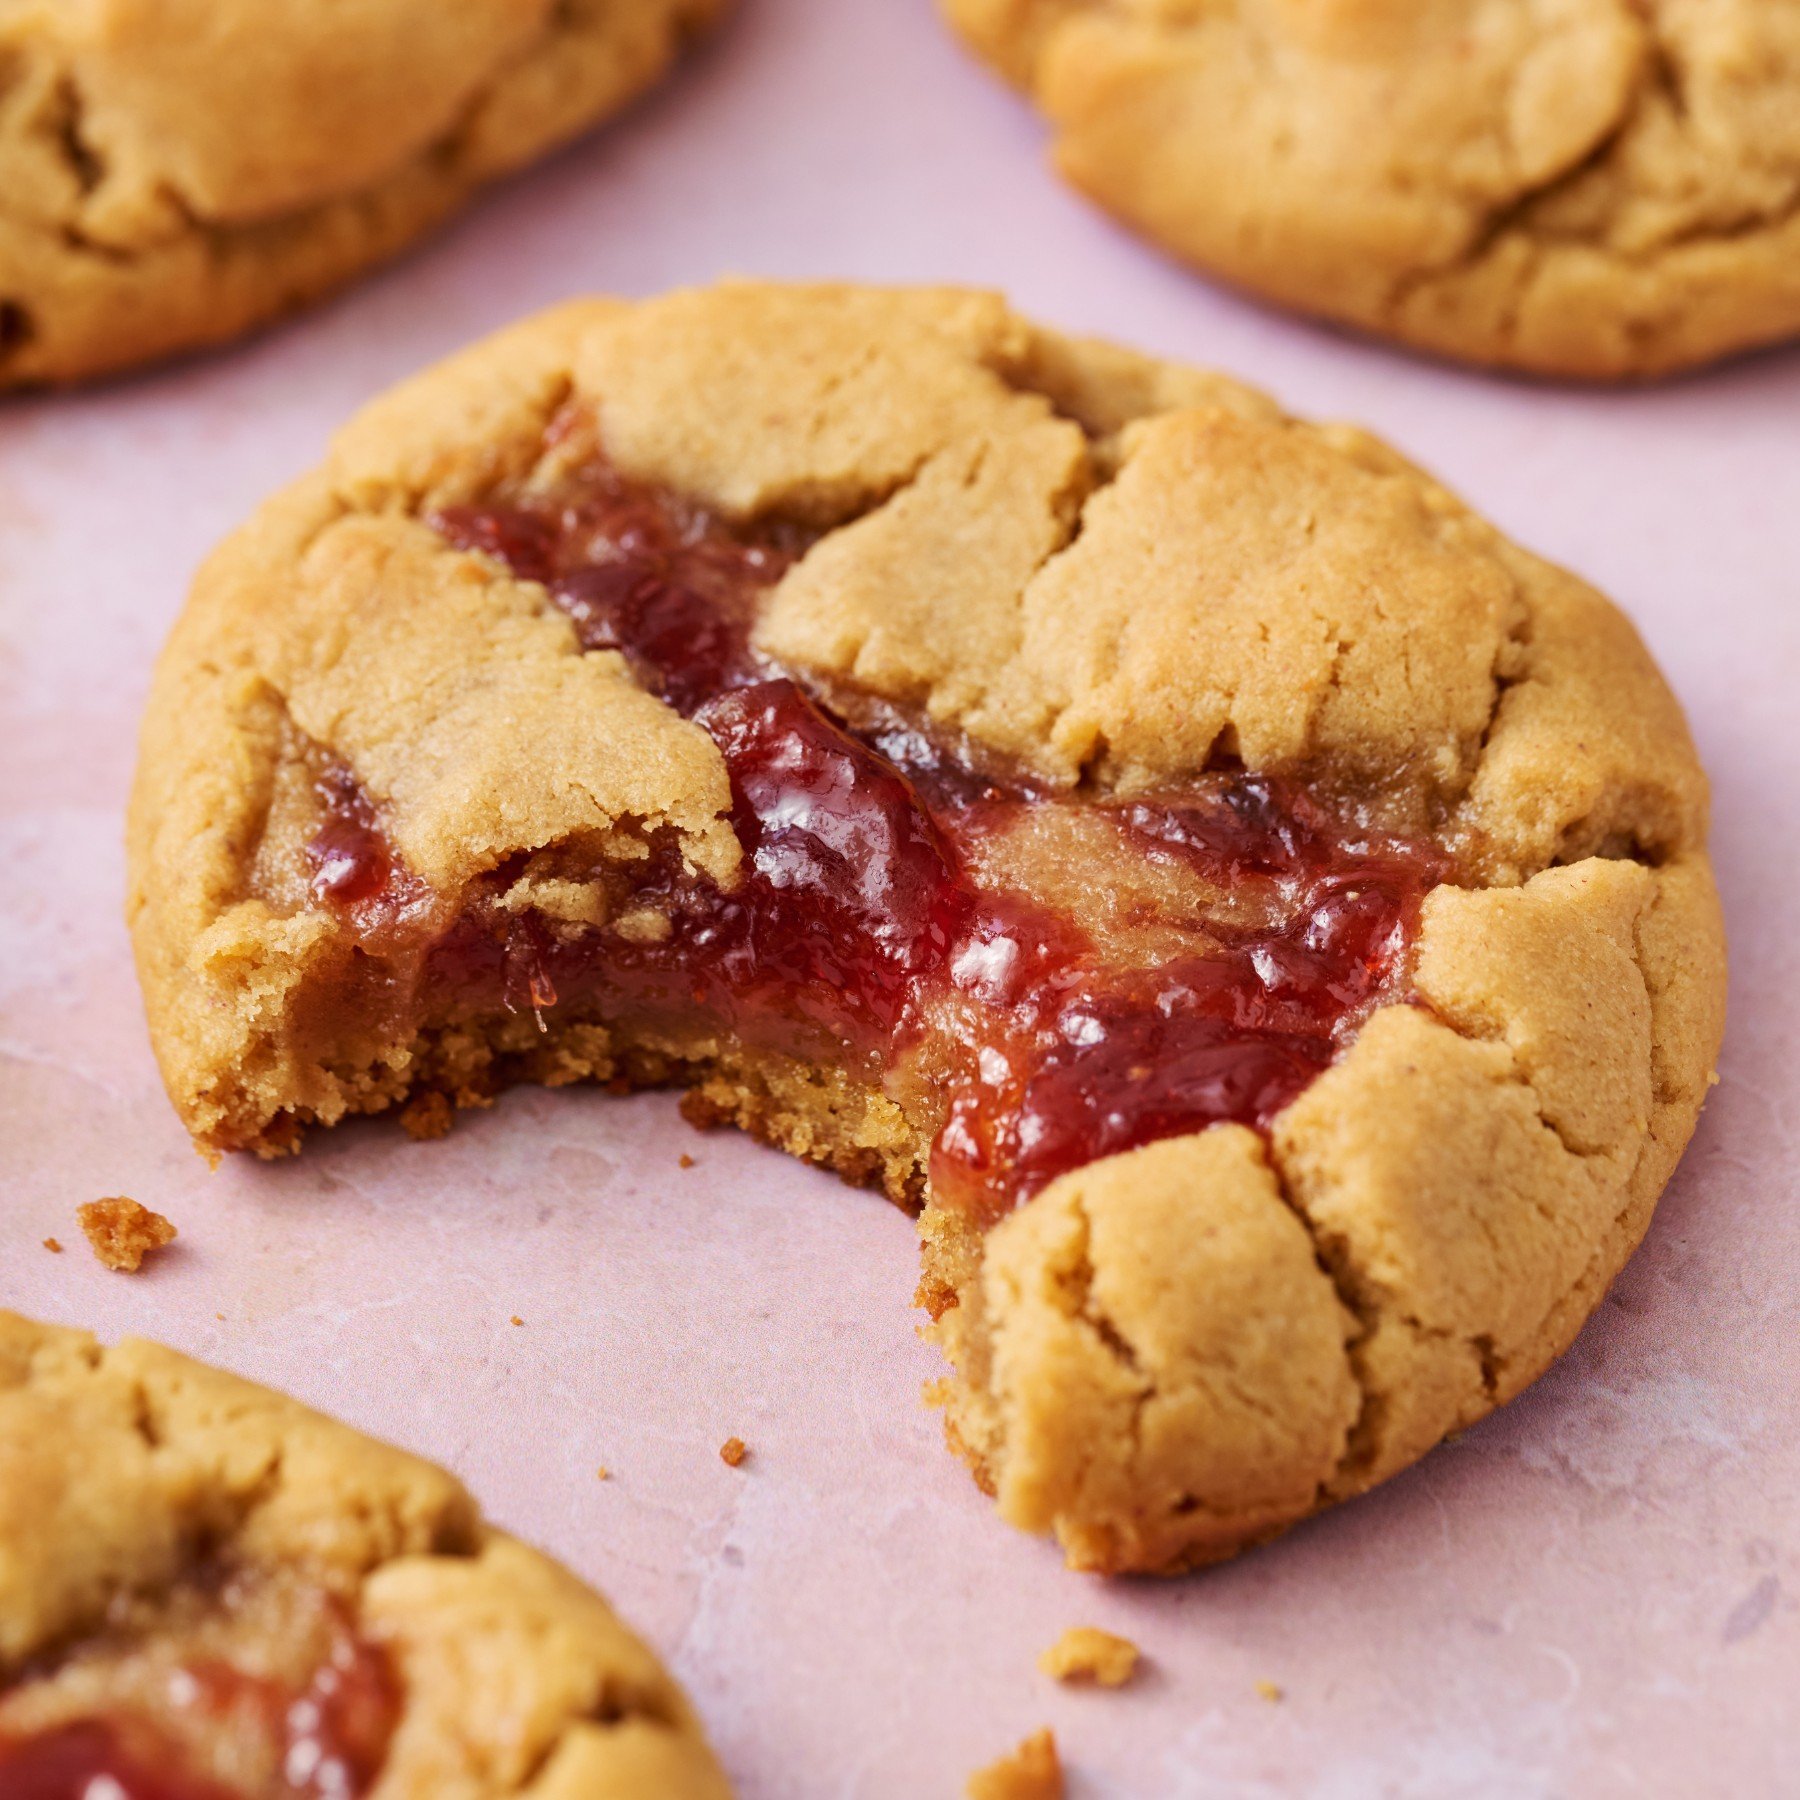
[943,0,1800,379]
[127,282,1727,1571]
[0,1309,731,1796]
[0,0,727,387]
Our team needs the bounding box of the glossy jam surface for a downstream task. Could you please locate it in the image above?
[0,1595,401,1800]
[433,449,804,712]
[0,1718,238,1800]
[926,806,1438,1212]
[309,429,1448,1222]
[307,768,394,907]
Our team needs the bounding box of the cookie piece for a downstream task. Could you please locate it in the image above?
[127,281,1726,1572]
[0,1310,731,1798]
[76,1196,177,1272]
[943,0,1800,379]
[966,1728,1063,1800]
[1038,1627,1138,1687]
[0,0,727,388]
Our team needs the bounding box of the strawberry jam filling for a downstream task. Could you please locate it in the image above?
[305,429,1448,1224]
[0,1719,238,1800]
[0,1594,400,1800]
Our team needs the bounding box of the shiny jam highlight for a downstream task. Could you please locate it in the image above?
[0,1621,399,1800]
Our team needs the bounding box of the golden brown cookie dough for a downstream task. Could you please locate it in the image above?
[127,282,1726,1573]
[0,1309,732,1797]
[942,0,1800,379]
[0,0,728,388]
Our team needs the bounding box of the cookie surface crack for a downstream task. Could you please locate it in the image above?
[49,73,105,195]
[1062,1194,1154,1477]
[1258,1140,1388,1498]
[1382,83,1642,323]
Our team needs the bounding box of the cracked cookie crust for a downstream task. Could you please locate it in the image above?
[0,0,728,388]
[127,282,1726,1572]
[0,1310,732,1797]
[942,0,1800,380]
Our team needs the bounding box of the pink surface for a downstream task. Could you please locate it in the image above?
[3,3,1798,1793]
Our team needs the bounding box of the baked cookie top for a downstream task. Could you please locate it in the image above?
[0,0,727,387]
[128,282,1725,1571]
[943,0,1800,379]
[0,1310,731,1798]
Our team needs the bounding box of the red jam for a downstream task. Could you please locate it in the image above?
[0,1719,238,1800]
[179,1626,401,1797]
[0,1626,400,1800]
[305,432,1448,1223]
[283,1628,399,1792]
[927,820,1439,1210]
[306,768,393,906]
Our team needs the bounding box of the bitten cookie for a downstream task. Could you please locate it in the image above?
[127,281,1726,1572]
[942,0,1800,380]
[0,0,727,388]
[0,1310,732,1798]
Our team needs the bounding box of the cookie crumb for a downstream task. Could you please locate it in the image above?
[1038,1626,1140,1687]
[510,1315,524,1327]
[719,1436,748,1467]
[398,1089,455,1141]
[76,1198,176,1273]
[966,1728,1062,1799]
[42,1237,62,1254]
[1255,1680,1284,1704]
[678,1152,696,1169]
[596,1466,610,1481]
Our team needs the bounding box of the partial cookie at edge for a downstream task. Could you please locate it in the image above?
[943,0,1800,378]
[0,1309,732,1797]
[0,0,729,386]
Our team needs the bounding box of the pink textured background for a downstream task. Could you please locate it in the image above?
[3,4,1798,1793]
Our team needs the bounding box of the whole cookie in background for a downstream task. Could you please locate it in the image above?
[942,0,1800,380]
[0,0,728,389]
[0,1310,733,1798]
[128,281,1726,1573]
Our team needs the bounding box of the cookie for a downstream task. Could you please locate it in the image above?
[1038,1627,1138,1687]
[942,0,1800,379]
[0,0,727,388]
[0,1309,731,1797]
[127,281,1726,1572]
[967,1728,1063,1800]
[76,1195,177,1272]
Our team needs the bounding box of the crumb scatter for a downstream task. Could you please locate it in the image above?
[718,1436,748,1468]
[76,1198,176,1273]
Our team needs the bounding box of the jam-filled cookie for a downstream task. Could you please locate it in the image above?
[128,282,1726,1571]
[0,1310,731,1798]
[0,0,726,388]
[942,0,1800,380]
